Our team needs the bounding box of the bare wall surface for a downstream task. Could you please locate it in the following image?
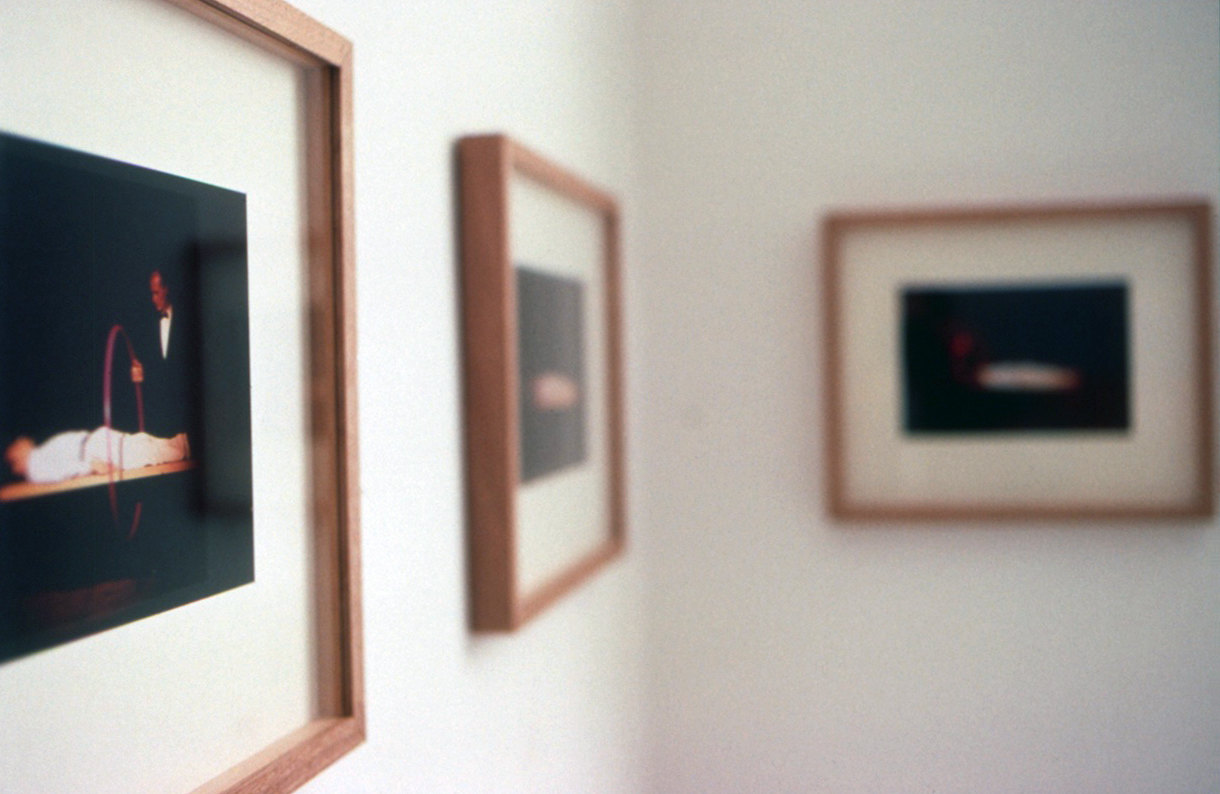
[634,2,1220,793]
[288,1,648,792]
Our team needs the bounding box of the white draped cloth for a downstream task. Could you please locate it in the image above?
[25,428,183,484]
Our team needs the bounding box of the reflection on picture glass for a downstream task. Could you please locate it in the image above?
[517,265,586,482]
[902,281,1129,434]
[0,131,254,663]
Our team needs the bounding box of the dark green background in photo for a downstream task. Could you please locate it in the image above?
[516,265,587,483]
[0,131,254,663]
[902,281,1130,434]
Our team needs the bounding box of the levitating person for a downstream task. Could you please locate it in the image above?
[5,428,190,485]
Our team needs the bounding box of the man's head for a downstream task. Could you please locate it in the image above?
[5,437,35,479]
[149,270,172,314]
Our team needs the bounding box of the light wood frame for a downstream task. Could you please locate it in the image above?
[459,134,626,631]
[168,1,363,791]
[823,200,1214,521]
[1,2,360,790]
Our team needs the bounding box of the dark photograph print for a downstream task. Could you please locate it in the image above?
[902,281,1129,434]
[517,265,587,482]
[0,131,253,663]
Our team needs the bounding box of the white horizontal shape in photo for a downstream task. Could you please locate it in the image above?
[976,361,1081,392]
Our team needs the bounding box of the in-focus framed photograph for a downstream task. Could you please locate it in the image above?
[1,1,361,792]
[0,130,254,663]
[459,134,626,631]
[823,201,1214,520]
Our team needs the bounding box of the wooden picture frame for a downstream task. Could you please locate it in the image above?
[823,200,1214,521]
[2,1,361,792]
[172,5,364,791]
[459,134,626,631]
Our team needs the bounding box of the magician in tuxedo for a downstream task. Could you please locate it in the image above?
[130,268,200,441]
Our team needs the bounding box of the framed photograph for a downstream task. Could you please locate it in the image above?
[2,1,361,792]
[823,201,1214,520]
[459,134,626,631]
[0,129,257,660]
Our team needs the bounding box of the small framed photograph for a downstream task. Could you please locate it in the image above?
[823,201,1214,520]
[459,134,626,630]
[2,1,361,792]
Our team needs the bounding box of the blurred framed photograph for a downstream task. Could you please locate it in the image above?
[823,201,1214,520]
[459,134,626,631]
[2,1,361,792]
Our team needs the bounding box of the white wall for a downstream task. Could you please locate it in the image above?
[287,1,650,792]
[6,1,1218,792]
[634,2,1220,793]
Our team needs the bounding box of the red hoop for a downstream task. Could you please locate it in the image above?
[103,324,144,540]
